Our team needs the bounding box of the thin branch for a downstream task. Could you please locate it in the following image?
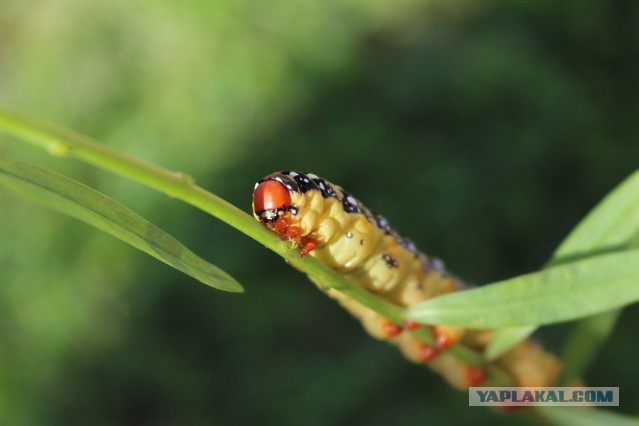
[0,103,508,379]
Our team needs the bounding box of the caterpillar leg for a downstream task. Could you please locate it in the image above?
[329,285,464,351]
[397,334,472,388]
[417,343,439,362]
[298,237,317,257]
[267,216,291,235]
[266,216,318,257]
[433,325,465,350]
[276,223,301,241]
[360,312,402,340]
[391,320,464,352]
[465,366,488,386]
[327,289,403,340]
[380,319,403,338]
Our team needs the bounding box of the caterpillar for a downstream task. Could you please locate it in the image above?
[252,171,560,388]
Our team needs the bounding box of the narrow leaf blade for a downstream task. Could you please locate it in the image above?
[405,250,639,328]
[486,170,639,358]
[0,156,243,293]
[542,170,639,379]
[551,169,639,266]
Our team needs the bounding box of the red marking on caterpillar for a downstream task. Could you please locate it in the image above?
[465,366,488,387]
[382,321,403,338]
[298,237,317,257]
[403,320,422,331]
[417,343,439,362]
[252,171,561,390]
[435,331,455,351]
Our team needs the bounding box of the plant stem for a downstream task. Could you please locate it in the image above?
[0,103,507,380]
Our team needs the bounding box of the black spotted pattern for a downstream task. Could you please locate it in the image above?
[259,171,428,268]
[421,256,449,277]
[269,172,300,192]
[311,176,338,199]
[397,236,418,255]
[341,191,363,214]
[374,214,392,235]
[290,172,319,193]
[381,253,399,269]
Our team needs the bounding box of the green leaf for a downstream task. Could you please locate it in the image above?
[551,169,639,266]
[405,250,639,328]
[485,326,536,360]
[548,170,639,379]
[536,406,639,426]
[485,171,639,358]
[0,156,243,293]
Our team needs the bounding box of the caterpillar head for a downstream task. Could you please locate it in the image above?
[252,177,292,225]
[253,172,320,256]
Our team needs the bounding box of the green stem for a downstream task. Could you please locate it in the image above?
[0,105,260,240]
[0,103,506,380]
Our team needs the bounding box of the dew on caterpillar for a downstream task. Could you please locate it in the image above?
[252,171,560,389]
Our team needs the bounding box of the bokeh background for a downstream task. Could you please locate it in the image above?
[1,0,638,424]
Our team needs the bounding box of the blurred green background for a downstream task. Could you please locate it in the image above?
[1,0,638,424]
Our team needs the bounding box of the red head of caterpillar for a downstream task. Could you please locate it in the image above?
[252,179,291,224]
